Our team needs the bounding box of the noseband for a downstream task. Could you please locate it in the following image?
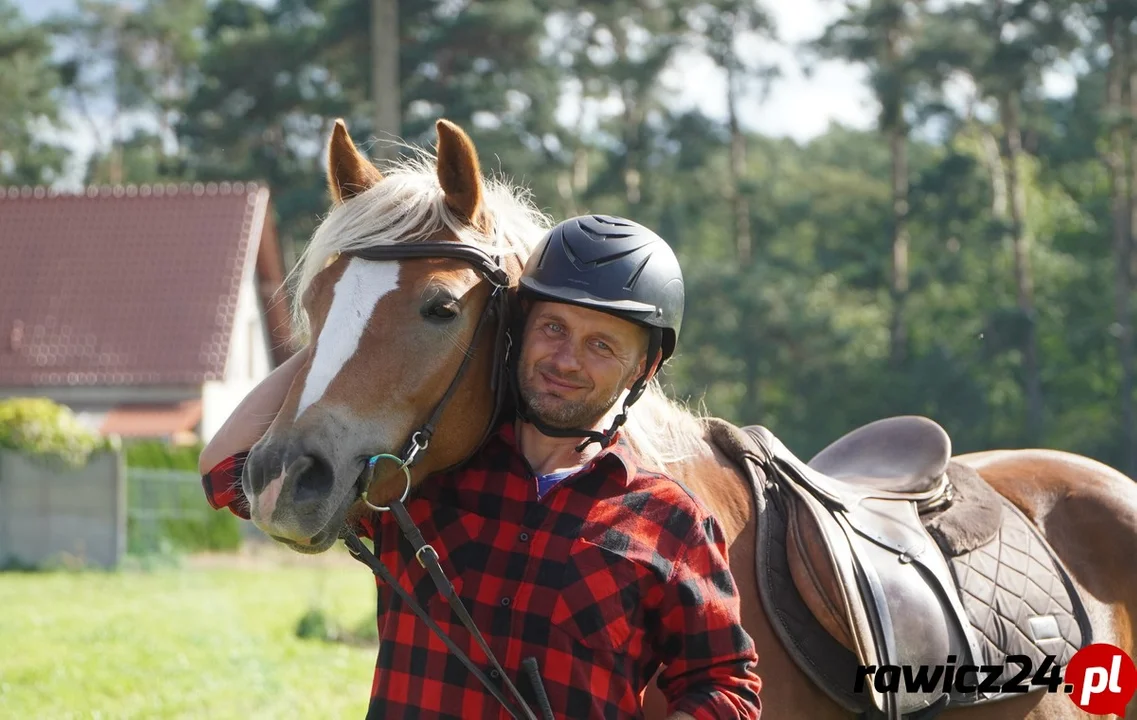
[335,241,553,720]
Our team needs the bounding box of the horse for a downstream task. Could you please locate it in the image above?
[240,117,1137,719]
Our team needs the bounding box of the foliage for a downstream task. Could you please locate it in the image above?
[7,0,1137,474]
[123,438,203,470]
[124,439,242,555]
[295,602,380,645]
[0,0,67,184]
[0,397,117,468]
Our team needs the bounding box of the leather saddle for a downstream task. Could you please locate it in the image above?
[748,416,985,719]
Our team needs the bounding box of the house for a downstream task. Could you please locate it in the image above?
[0,182,294,444]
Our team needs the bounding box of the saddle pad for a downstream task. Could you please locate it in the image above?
[922,462,1003,556]
[937,490,1094,702]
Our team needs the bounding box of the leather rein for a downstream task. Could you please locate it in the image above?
[334,241,553,720]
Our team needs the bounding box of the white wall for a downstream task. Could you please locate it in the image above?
[200,268,274,442]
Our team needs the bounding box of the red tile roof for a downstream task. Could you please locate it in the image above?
[100,399,203,437]
[0,182,293,387]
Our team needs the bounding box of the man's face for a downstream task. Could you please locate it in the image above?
[517,300,649,430]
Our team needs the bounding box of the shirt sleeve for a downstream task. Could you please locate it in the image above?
[201,451,251,519]
[200,451,377,541]
[654,513,763,720]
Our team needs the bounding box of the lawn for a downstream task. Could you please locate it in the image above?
[0,554,380,719]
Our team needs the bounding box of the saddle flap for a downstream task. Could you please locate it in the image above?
[845,497,934,558]
[783,482,887,707]
[784,468,989,717]
[786,488,858,653]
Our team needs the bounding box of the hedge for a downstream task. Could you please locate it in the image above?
[0,397,118,467]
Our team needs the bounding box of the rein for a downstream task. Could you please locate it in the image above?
[336,241,553,720]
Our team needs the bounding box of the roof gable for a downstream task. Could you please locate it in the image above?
[0,182,291,386]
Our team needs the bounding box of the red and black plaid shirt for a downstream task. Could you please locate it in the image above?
[203,422,762,719]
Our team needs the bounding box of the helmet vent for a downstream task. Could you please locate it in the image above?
[562,236,580,265]
[590,214,635,228]
[564,235,651,268]
[624,255,651,290]
[580,227,635,242]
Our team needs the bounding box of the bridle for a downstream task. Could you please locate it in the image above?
[347,240,513,507]
[333,240,553,720]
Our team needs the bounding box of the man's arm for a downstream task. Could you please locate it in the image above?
[198,346,309,474]
[199,346,310,519]
[654,513,762,720]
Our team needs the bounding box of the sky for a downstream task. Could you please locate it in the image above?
[12,0,1071,187]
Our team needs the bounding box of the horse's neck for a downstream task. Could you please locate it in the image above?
[659,429,755,545]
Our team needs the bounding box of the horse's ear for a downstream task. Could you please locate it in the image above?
[327,119,383,204]
[435,119,486,228]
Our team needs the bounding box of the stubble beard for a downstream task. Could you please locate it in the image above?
[519,363,623,429]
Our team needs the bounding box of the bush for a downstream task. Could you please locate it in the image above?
[124,439,204,470]
[0,397,118,467]
[124,440,241,555]
[160,507,242,553]
[294,606,378,647]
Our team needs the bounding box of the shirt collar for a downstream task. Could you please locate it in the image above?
[493,420,639,484]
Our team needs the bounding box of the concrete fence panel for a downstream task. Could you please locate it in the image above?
[0,449,126,569]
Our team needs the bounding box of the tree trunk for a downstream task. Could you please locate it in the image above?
[622,104,642,208]
[726,57,752,267]
[372,0,401,160]
[884,23,909,368]
[1109,18,1136,473]
[999,90,1044,443]
[888,123,909,367]
[977,121,1008,315]
[560,113,590,217]
[611,26,641,209]
[979,125,1008,219]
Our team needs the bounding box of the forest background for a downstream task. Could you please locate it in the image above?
[5,0,1137,476]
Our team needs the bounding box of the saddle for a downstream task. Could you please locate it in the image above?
[705,415,1094,720]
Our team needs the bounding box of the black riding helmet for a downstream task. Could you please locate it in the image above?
[519,214,684,361]
[512,214,685,450]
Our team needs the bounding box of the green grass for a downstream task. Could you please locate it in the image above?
[0,561,379,719]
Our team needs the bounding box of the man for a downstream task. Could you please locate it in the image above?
[201,215,762,719]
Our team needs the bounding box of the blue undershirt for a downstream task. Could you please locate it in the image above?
[536,467,580,500]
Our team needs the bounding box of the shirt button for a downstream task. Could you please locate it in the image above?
[490,669,500,679]
[500,597,511,607]
[518,532,529,542]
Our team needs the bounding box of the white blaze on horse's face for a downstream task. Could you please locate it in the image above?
[297,258,401,419]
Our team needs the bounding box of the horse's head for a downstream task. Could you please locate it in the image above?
[242,118,548,552]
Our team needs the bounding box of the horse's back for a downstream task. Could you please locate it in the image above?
[958,447,1137,719]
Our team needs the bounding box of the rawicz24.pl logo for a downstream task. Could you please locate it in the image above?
[854,644,1137,716]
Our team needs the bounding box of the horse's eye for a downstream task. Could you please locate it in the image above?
[423,299,460,321]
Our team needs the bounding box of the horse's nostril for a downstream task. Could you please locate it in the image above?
[244,454,266,494]
[293,453,335,506]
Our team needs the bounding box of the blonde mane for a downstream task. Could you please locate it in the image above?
[287,145,709,472]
